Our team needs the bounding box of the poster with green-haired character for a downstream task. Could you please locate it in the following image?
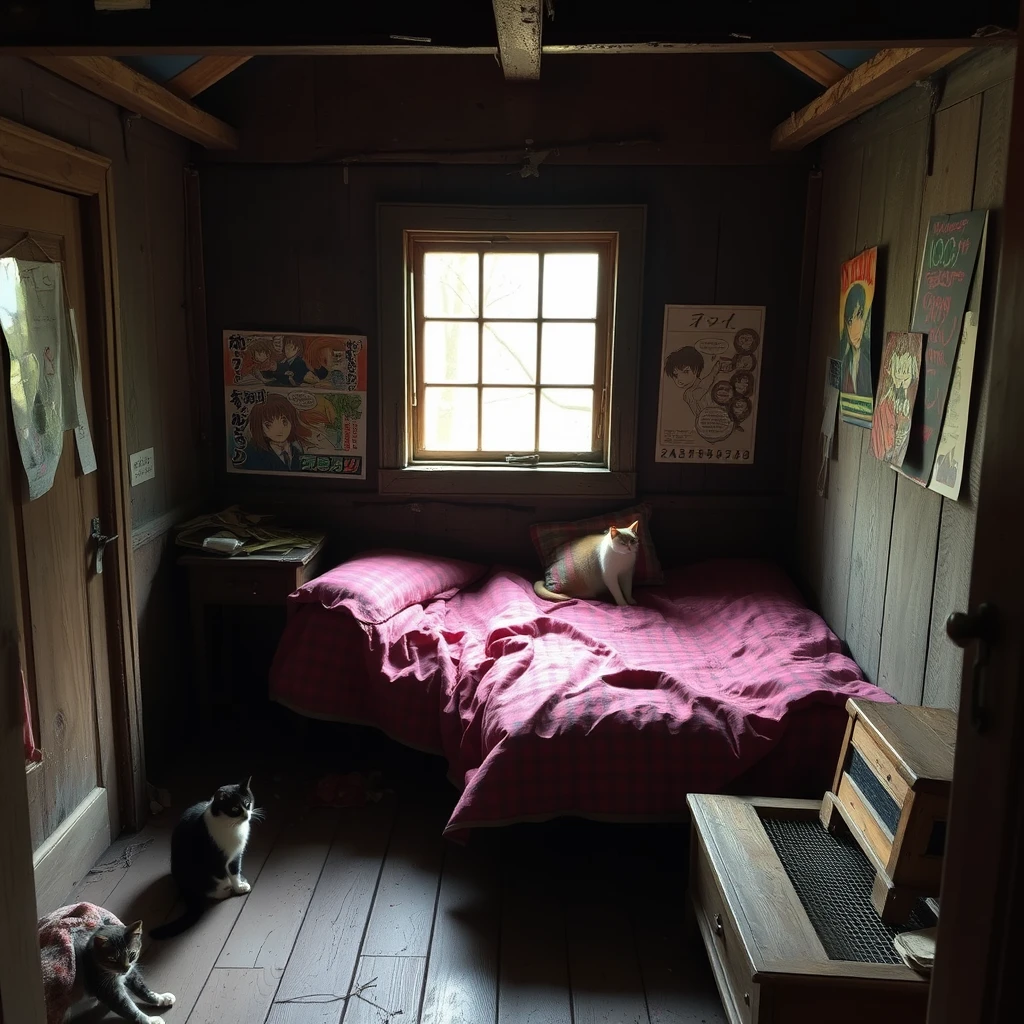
[838,246,877,428]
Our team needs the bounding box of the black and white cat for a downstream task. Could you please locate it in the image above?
[149,779,258,940]
[74,919,175,1024]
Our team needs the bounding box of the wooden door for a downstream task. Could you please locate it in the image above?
[0,173,120,914]
[927,24,1024,1024]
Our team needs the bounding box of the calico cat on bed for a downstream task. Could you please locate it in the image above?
[149,779,259,940]
[534,520,640,607]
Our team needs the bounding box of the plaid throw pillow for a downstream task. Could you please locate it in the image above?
[529,502,664,590]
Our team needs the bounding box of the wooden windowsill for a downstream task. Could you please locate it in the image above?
[378,465,636,498]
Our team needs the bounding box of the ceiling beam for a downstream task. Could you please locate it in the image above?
[165,56,250,98]
[492,0,543,80]
[775,50,846,87]
[771,47,970,151]
[28,56,239,149]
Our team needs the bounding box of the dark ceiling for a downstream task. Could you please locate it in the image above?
[0,0,1017,50]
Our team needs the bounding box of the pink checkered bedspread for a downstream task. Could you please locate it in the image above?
[269,557,891,838]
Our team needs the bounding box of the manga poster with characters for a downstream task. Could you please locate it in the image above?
[223,330,368,480]
[838,246,877,428]
[870,331,923,468]
[655,304,765,465]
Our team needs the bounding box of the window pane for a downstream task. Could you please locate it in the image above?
[542,253,599,319]
[423,252,479,317]
[483,252,539,318]
[540,323,596,385]
[423,386,478,450]
[483,322,537,384]
[539,388,593,451]
[423,321,478,383]
[482,388,535,451]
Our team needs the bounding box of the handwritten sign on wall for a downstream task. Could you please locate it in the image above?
[900,210,987,485]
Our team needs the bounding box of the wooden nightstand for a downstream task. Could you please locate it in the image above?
[180,537,327,727]
[687,793,929,1024]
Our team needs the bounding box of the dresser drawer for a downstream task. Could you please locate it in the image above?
[188,563,301,605]
[691,832,759,1024]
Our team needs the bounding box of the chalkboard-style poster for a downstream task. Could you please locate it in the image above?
[900,210,988,485]
[838,247,877,428]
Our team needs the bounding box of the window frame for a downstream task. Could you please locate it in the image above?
[378,204,645,498]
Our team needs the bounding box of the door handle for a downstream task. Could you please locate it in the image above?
[946,603,999,733]
[90,517,119,576]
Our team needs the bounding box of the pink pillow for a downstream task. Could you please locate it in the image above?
[291,549,487,624]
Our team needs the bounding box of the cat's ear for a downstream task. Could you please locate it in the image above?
[93,935,108,949]
[126,921,143,938]
[609,525,619,537]
[628,520,639,533]
[244,776,252,791]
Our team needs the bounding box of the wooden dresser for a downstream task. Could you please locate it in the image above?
[687,794,930,1024]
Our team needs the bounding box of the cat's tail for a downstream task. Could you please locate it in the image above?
[533,580,572,602]
[149,900,203,940]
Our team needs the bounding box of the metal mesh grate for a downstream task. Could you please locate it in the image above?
[762,815,932,964]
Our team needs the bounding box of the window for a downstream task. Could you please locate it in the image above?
[379,205,645,497]
[411,235,613,463]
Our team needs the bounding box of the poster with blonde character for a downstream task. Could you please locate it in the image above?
[655,304,765,465]
[223,330,368,479]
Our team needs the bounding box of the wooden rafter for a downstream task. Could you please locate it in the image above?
[166,56,250,98]
[28,56,239,149]
[775,50,846,88]
[771,47,970,150]
[492,0,543,81]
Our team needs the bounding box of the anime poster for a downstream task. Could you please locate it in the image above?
[838,246,877,428]
[870,331,923,468]
[0,258,78,499]
[655,304,765,465]
[929,312,979,500]
[900,209,988,486]
[223,330,368,479]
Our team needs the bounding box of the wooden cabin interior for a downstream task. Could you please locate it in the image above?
[2,3,1024,1023]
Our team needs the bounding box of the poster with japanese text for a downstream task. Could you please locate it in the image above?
[223,330,368,479]
[655,304,765,465]
[899,210,987,486]
[838,247,877,428]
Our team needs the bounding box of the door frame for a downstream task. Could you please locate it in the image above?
[0,117,144,1023]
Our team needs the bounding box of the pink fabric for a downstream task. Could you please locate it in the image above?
[39,902,122,1024]
[290,548,487,625]
[270,557,892,839]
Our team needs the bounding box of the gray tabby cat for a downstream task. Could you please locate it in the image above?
[74,920,175,1024]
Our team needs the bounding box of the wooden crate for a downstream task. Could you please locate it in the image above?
[687,794,929,1024]
[820,699,956,923]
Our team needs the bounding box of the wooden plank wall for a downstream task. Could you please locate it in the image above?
[0,58,206,772]
[198,161,811,569]
[796,48,1015,709]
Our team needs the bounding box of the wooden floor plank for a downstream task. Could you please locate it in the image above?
[343,956,426,1024]
[360,802,446,957]
[217,807,339,972]
[497,857,572,1024]
[420,842,500,1024]
[187,966,278,1024]
[568,902,650,1024]
[272,803,395,1009]
[633,873,727,1024]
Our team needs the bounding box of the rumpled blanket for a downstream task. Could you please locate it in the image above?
[39,902,122,1024]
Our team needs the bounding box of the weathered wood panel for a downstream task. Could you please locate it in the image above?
[199,156,810,568]
[796,49,1012,709]
[0,56,207,777]
[878,93,982,706]
[201,53,816,166]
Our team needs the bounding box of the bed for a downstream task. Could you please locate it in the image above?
[269,550,893,839]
